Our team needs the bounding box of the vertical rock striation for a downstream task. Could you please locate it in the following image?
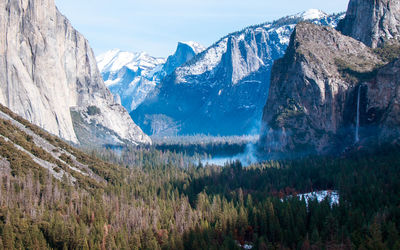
[260,23,383,155]
[162,41,205,76]
[260,0,400,156]
[133,11,344,136]
[338,0,400,48]
[0,0,150,146]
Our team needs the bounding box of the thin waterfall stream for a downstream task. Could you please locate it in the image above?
[355,85,361,143]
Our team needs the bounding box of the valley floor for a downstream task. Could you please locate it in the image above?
[0,104,399,249]
[1,119,400,249]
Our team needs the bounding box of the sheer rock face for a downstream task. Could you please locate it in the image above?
[338,0,400,48]
[162,42,206,76]
[0,0,150,146]
[364,58,400,141]
[133,12,343,136]
[260,0,400,156]
[260,23,385,155]
[96,42,204,113]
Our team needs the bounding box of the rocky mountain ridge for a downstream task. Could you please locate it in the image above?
[0,0,150,147]
[162,41,206,77]
[0,103,105,185]
[260,0,400,156]
[97,42,205,112]
[97,49,166,111]
[338,0,400,48]
[132,10,344,136]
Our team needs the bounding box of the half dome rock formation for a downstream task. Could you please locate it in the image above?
[338,0,400,48]
[0,0,150,146]
[162,41,206,76]
[96,41,204,113]
[260,0,400,156]
[132,11,344,136]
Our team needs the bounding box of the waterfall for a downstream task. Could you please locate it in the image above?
[355,85,361,143]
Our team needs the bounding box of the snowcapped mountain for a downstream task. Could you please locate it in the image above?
[97,49,165,77]
[96,50,166,111]
[292,9,328,20]
[260,0,400,155]
[162,41,205,76]
[183,41,206,54]
[132,10,345,136]
[97,42,205,112]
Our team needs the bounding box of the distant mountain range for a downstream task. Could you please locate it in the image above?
[97,42,205,112]
[128,10,345,136]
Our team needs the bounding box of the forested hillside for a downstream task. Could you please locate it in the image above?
[0,104,399,249]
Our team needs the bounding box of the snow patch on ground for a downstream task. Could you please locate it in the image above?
[270,25,296,45]
[236,241,253,249]
[176,38,229,80]
[297,190,339,206]
[180,41,206,54]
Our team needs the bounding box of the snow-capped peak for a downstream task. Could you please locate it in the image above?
[179,41,206,54]
[294,9,327,20]
[96,42,205,112]
[96,49,166,111]
[96,49,165,74]
[96,49,121,72]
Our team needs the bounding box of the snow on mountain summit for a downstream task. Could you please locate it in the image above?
[295,9,327,20]
[179,41,206,54]
[133,11,345,136]
[97,42,205,112]
[97,49,165,77]
[96,50,165,110]
[96,49,120,72]
[162,41,206,76]
[173,10,340,85]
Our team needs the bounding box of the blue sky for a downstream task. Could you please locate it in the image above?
[55,0,349,57]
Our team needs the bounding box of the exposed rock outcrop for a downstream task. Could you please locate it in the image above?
[260,0,400,156]
[0,0,150,146]
[133,11,344,136]
[338,0,400,48]
[363,58,400,142]
[97,49,166,112]
[162,41,205,76]
[97,42,204,113]
[260,23,385,155]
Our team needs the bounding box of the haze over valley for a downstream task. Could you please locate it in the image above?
[0,0,400,249]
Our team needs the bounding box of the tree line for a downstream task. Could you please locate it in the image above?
[0,127,399,249]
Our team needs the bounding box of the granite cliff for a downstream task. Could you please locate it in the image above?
[260,0,400,156]
[338,0,400,48]
[0,0,150,146]
[133,10,344,136]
